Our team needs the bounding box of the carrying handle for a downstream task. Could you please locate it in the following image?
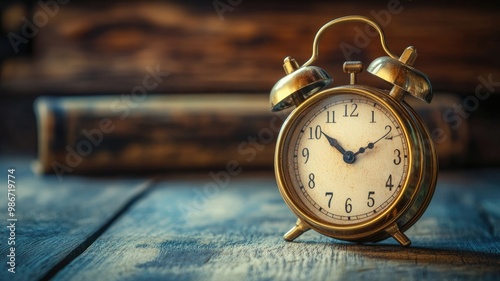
[302,15,398,67]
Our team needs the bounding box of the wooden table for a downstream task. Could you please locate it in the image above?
[1,158,499,280]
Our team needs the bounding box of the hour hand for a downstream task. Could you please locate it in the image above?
[322,132,347,155]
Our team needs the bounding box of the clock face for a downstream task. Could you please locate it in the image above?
[283,92,410,225]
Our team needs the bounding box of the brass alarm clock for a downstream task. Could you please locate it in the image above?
[270,16,438,246]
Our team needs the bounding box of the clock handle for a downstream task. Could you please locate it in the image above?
[283,218,311,241]
[269,15,395,112]
[302,15,398,67]
[301,16,432,103]
[270,15,432,111]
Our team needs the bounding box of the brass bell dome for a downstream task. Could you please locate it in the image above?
[367,46,433,103]
[270,57,332,112]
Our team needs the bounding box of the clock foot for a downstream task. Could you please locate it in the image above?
[385,223,411,247]
[284,218,311,241]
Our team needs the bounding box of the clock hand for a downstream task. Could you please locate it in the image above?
[322,132,357,164]
[321,131,347,155]
[353,125,392,157]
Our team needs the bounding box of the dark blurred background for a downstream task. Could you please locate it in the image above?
[1,0,499,172]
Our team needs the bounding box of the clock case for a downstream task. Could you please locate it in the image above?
[275,85,438,246]
[270,16,438,246]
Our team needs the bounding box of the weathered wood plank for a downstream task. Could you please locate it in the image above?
[53,170,500,281]
[0,158,153,281]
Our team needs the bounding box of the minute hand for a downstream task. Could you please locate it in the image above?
[353,125,392,157]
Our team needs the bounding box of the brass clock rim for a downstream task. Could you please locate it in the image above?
[276,86,412,231]
[362,102,438,242]
[394,101,438,234]
[274,85,430,240]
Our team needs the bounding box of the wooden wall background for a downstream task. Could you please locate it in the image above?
[1,0,499,166]
[2,1,499,94]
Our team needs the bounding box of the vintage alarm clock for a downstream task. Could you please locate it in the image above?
[270,15,438,246]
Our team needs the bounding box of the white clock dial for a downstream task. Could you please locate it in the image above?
[285,93,409,225]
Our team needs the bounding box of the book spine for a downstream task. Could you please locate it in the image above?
[34,94,286,175]
[34,94,468,175]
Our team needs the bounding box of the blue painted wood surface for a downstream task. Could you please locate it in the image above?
[0,158,499,280]
[0,158,153,280]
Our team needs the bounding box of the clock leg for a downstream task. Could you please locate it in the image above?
[284,218,311,241]
[385,223,411,247]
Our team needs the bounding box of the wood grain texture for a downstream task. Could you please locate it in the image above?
[0,158,153,281]
[1,1,499,95]
[52,170,500,281]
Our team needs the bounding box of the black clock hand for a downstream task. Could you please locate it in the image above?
[321,131,347,156]
[322,132,357,164]
[353,125,392,157]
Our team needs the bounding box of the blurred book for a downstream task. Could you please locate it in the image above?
[34,94,283,176]
[34,93,471,176]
